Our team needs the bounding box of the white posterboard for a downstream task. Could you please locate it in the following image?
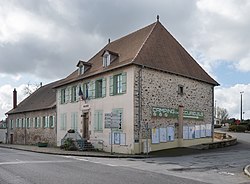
[206,124,212,137]
[114,132,120,144]
[183,126,189,140]
[151,128,160,144]
[200,124,206,137]
[167,126,175,141]
[188,126,195,139]
[120,133,126,145]
[195,125,201,138]
[160,128,167,142]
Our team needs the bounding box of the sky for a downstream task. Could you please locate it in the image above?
[1,0,250,120]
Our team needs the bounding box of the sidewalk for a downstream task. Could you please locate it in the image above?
[0,144,148,159]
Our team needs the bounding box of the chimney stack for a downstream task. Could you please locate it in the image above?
[13,88,17,109]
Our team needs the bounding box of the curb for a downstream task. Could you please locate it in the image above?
[0,145,149,159]
[244,165,250,177]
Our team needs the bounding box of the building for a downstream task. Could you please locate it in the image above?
[54,19,219,154]
[0,120,7,143]
[6,81,59,146]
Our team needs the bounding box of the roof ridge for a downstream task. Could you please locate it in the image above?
[131,21,158,63]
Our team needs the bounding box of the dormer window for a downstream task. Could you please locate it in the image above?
[76,60,92,75]
[102,50,119,68]
[79,65,84,75]
[103,51,111,67]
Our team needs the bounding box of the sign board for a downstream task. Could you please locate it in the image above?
[152,107,204,120]
[104,112,122,129]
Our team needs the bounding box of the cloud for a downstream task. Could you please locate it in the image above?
[0,84,27,120]
[215,84,250,119]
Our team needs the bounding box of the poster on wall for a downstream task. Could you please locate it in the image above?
[206,124,212,137]
[167,126,175,141]
[200,124,206,137]
[188,126,195,139]
[114,132,120,144]
[151,128,160,144]
[195,125,201,138]
[159,128,167,142]
[120,133,126,145]
[183,126,189,140]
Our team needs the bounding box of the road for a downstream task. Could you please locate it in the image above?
[0,148,208,184]
[0,131,249,184]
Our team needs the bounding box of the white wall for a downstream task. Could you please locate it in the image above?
[56,66,135,154]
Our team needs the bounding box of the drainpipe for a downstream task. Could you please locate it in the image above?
[138,66,144,153]
[211,87,215,142]
[178,105,184,147]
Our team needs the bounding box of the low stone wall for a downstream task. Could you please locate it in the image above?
[190,132,237,150]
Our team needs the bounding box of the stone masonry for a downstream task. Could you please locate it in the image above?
[134,66,214,140]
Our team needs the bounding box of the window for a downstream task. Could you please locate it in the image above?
[26,118,31,128]
[49,116,55,128]
[71,112,78,130]
[178,85,184,95]
[34,117,40,128]
[79,65,84,75]
[103,53,110,67]
[16,119,19,128]
[60,113,67,130]
[94,110,103,131]
[21,118,25,128]
[71,86,77,102]
[61,88,66,104]
[95,79,103,98]
[110,72,127,96]
[10,120,13,129]
[83,82,89,99]
[19,119,22,128]
[88,79,106,99]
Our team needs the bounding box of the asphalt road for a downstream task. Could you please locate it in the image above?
[0,130,249,184]
[0,148,209,184]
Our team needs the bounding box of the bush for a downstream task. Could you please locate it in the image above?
[61,138,77,151]
[229,125,247,132]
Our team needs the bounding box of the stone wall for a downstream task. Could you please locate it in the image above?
[7,108,57,146]
[134,66,214,140]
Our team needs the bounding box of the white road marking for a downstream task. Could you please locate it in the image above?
[0,160,74,165]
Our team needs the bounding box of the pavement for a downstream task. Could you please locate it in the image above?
[0,143,148,158]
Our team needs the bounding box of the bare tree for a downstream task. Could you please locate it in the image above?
[23,82,41,96]
[217,107,229,122]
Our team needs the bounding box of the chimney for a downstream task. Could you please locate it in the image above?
[13,88,17,109]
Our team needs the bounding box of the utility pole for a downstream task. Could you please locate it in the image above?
[240,91,244,122]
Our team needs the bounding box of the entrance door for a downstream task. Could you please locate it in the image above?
[82,112,89,139]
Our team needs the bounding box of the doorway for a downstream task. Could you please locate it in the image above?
[82,112,89,139]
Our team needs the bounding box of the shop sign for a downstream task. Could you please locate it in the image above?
[152,107,204,120]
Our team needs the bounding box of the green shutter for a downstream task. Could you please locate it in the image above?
[94,112,97,130]
[122,72,127,93]
[109,76,114,96]
[102,78,106,97]
[98,111,103,130]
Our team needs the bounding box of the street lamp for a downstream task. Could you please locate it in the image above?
[240,91,244,122]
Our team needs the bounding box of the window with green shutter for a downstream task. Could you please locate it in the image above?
[61,88,66,104]
[71,86,77,102]
[94,110,103,131]
[110,72,127,96]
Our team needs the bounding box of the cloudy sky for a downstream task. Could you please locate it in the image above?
[1,0,250,120]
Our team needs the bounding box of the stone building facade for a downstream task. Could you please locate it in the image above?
[133,66,214,152]
[6,81,58,146]
[7,109,56,146]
